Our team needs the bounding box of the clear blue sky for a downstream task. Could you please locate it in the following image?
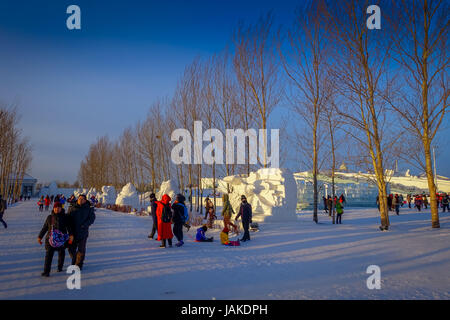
[0,0,448,183]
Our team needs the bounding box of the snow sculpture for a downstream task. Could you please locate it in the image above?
[220,168,297,222]
[98,186,117,205]
[87,187,98,200]
[116,183,140,210]
[156,179,177,201]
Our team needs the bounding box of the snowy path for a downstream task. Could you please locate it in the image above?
[0,201,449,299]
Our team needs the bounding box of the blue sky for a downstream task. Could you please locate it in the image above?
[0,0,448,183]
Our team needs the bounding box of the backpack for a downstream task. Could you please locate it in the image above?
[182,204,189,223]
[48,216,69,248]
[161,204,172,223]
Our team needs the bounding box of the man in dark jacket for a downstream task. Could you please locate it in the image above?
[148,193,158,239]
[37,202,72,276]
[67,194,95,270]
[235,195,252,242]
[0,195,7,229]
[172,194,188,247]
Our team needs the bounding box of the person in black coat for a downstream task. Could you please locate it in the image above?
[172,194,188,247]
[148,193,158,239]
[37,202,73,276]
[235,195,252,242]
[66,194,96,270]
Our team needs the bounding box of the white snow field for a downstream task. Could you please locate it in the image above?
[0,200,449,300]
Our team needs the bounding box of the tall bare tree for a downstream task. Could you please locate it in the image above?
[281,1,332,223]
[386,0,449,228]
[233,12,282,168]
[325,0,393,230]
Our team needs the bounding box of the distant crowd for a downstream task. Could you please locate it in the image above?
[376,193,450,215]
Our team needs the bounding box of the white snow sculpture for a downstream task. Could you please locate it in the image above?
[116,183,140,210]
[220,168,297,222]
[99,186,117,205]
[87,187,98,200]
[156,179,177,201]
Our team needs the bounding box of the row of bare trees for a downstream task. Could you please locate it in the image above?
[79,0,448,229]
[0,106,32,204]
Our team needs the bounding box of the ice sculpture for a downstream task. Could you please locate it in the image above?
[115,183,140,210]
[156,179,177,201]
[220,168,297,222]
[98,186,117,205]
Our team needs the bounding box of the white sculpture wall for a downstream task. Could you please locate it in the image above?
[220,168,297,222]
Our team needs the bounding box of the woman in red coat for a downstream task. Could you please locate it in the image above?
[156,194,174,248]
[44,196,51,211]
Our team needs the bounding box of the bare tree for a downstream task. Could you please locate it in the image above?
[325,0,393,230]
[281,1,331,223]
[233,12,282,168]
[386,0,449,228]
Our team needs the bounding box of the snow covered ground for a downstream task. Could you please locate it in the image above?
[0,200,449,299]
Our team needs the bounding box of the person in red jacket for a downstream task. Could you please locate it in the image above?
[156,194,174,248]
[44,195,51,211]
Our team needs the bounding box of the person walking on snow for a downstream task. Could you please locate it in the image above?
[0,195,7,229]
[336,201,344,224]
[147,193,158,239]
[37,196,44,212]
[442,194,449,212]
[393,194,400,215]
[66,194,96,270]
[155,194,174,248]
[204,197,216,228]
[407,194,412,208]
[235,195,252,242]
[423,194,429,209]
[172,194,189,247]
[37,202,73,277]
[44,195,51,211]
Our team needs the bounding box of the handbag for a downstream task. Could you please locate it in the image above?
[49,215,69,248]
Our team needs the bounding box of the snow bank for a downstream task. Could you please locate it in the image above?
[115,183,140,210]
[221,168,297,223]
[98,186,117,205]
[156,179,177,201]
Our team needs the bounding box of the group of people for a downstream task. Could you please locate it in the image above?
[37,194,69,212]
[147,192,253,248]
[19,194,32,201]
[37,194,96,277]
[322,194,346,224]
[376,192,450,214]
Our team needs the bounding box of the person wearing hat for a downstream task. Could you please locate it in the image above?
[172,194,189,247]
[37,202,73,276]
[66,194,96,270]
[195,224,213,242]
[147,193,158,239]
[235,195,252,242]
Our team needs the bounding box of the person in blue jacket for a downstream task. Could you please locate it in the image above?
[195,225,213,242]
